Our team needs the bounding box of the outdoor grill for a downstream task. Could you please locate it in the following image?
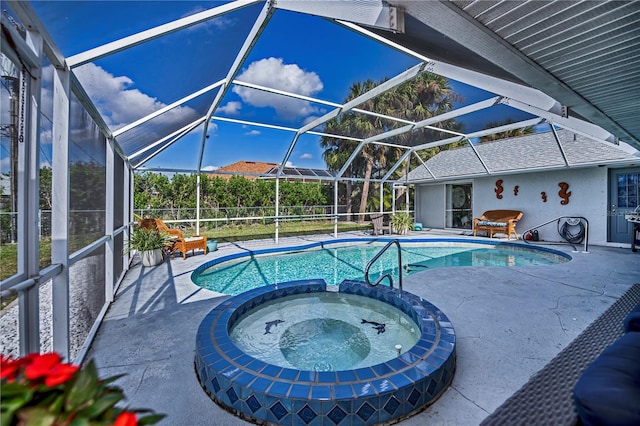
[624,206,640,252]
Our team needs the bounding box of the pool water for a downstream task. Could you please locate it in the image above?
[229,292,420,371]
[193,242,569,295]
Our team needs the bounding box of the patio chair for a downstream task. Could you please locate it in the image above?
[138,218,206,260]
[369,213,391,235]
[139,218,183,240]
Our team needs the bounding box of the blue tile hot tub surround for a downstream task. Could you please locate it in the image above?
[194,279,456,425]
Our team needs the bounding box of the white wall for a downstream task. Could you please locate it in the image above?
[415,167,610,244]
[415,184,446,228]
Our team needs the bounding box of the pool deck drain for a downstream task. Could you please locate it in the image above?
[86,231,640,425]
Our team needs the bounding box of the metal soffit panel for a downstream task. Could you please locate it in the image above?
[443,0,640,146]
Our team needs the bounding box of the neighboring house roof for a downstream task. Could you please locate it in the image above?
[408,129,639,183]
[209,161,278,180]
[209,161,334,181]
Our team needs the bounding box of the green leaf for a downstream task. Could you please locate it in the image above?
[17,406,57,426]
[99,373,127,386]
[47,393,66,415]
[68,417,91,426]
[76,392,122,418]
[0,408,14,426]
[0,383,33,414]
[0,381,32,398]
[65,360,99,411]
[137,413,167,425]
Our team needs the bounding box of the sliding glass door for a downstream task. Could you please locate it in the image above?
[446,183,472,229]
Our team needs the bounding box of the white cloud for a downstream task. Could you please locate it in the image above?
[0,156,10,172]
[182,7,237,32]
[300,153,312,159]
[285,161,294,167]
[233,57,324,120]
[40,129,53,146]
[218,101,242,115]
[302,115,321,127]
[202,165,219,171]
[245,130,260,136]
[73,63,200,131]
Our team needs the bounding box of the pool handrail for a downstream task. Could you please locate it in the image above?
[364,239,403,295]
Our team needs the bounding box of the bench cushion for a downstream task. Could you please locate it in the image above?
[184,237,204,242]
[573,331,640,426]
[477,221,509,227]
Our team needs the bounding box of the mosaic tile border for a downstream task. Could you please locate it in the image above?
[195,280,457,425]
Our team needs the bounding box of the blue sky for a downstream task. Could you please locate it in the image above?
[1,1,539,175]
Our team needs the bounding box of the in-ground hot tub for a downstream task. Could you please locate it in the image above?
[194,279,456,425]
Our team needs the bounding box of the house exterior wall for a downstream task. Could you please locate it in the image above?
[415,167,611,245]
[415,184,446,229]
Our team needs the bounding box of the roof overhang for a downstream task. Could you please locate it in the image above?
[374,0,640,149]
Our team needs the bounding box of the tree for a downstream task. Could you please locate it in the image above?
[321,73,462,219]
[479,119,534,142]
[133,172,330,224]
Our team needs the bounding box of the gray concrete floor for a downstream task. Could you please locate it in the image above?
[86,231,640,425]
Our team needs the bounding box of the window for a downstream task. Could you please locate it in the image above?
[617,173,639,208]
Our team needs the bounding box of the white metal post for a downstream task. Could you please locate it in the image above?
[125,167,133,267]
[17,30,43,355]
[275,177,279,244]
[105,139,114,303]
[118,161,129,280]
[379,183,383,214]
[51,66,71,360]
[404,185,409,213]
[333,180,338,237]
[196,173,201,235]
[392,184,396,215]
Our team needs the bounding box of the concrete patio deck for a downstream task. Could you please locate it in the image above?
[85,230,640,425]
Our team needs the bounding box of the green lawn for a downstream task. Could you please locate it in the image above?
[198,220,370,243]
[1,221,372,282]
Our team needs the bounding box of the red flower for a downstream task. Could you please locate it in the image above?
[44,363,79,386]
[1,354,20,382]
[24,353,78,386]
[114,411,137,426]
[1,353,36,382]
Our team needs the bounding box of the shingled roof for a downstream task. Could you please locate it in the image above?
[408,129,638,183]
[208,161,278,180]
[208,161,334,181]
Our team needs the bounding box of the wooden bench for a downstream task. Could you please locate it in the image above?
[473,210,523,240]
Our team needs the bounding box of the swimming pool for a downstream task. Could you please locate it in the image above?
[192,238,570,295]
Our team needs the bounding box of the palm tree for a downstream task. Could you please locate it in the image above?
[383,73,463,204]
[320,73,462,220]
[479,119,534,142]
